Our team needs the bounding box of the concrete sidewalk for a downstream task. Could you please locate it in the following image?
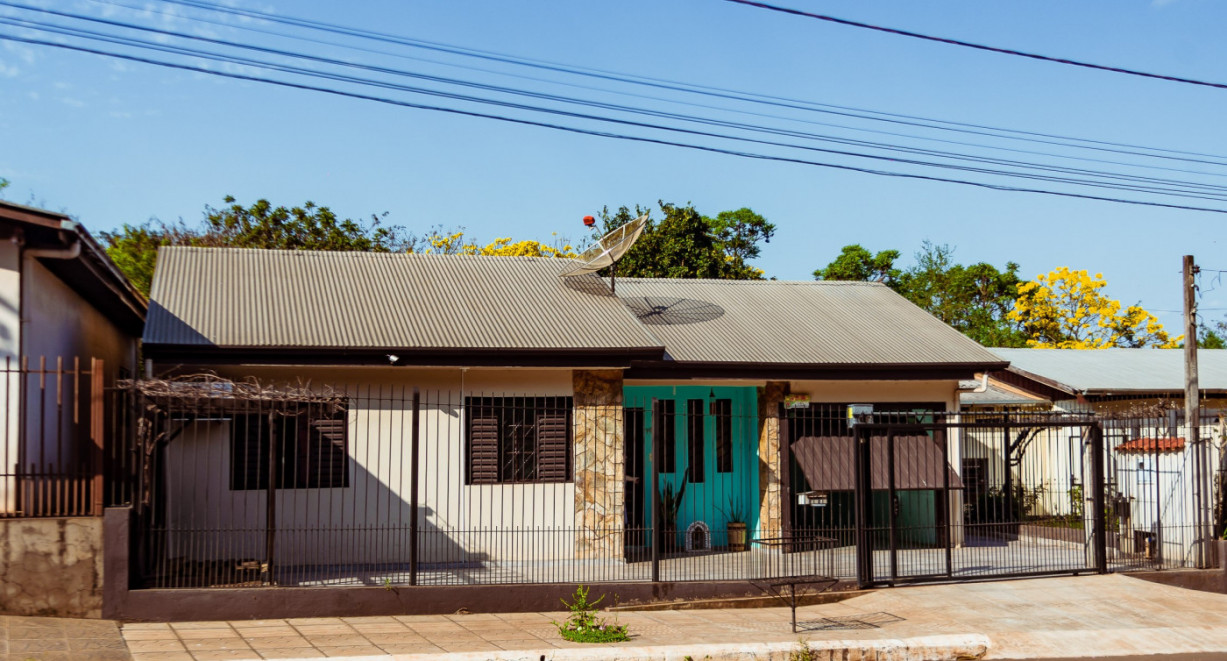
[8,572,1224,661]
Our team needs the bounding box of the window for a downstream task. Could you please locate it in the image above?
[655,399,676,474]
[687,399,705,483]
[230,403,349,490]
[465,397,572,484]
[712,399,733,473]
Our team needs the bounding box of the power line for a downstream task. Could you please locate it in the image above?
[724,0,1227,91]
[4,32,1227,217]
[7,11,1227,204]
[74,1,1227,181]
[10,5,1227,200]
[104,0,1227,167]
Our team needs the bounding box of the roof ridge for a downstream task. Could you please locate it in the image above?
[616,277,886,287]
[159,246,577,263]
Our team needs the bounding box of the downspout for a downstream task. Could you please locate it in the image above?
[955,373,989,408]
[12,231,24,481]
[958,373,989,394]
[16,221,81,486]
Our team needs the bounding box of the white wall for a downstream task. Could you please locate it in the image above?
[162,367,578,568]
[162,371,968,567]
[1109,421,1223,567]
[0,241,18,513]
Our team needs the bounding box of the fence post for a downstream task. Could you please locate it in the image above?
[90,358,104,516]
[1002,419,1013,529]
[886,430,898,584]
[938,422,953,578]
[778,403,792,553]
[1090,422,1108,574]
[854,425,874,588]
[650,398,660,583]
[409,388,420,586]
[265,411,277,586]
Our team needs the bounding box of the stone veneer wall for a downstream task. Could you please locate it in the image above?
[0,517,103,617]
[573,370,625,559]
[757,382,790,539]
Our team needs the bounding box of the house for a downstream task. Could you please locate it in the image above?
[0,201,147,617]
[983,348,1227,413]
[0,201,145,512]
[131,246,1006,594]
[959,348,1227,566]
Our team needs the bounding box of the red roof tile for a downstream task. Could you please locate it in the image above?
[1115,437,1185,454]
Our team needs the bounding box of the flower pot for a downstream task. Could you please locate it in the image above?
[727,522,748,552]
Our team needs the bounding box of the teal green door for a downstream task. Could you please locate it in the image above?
[624,386,759,551]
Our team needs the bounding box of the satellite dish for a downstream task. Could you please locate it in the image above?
[559,213,648,293]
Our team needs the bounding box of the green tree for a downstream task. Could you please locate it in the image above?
[705,207,775,264]
[0,177,9,198]
[102,219,198,299]
[1200,316,1227,349]
[598,202,768,279]
[813,244,902,289]
[102,196,409,296]
[898,242,1026,347]
[197,196,404,252]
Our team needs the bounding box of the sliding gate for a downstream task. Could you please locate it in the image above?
[787,409,1105,588]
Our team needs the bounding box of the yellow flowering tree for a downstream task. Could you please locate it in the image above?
[415,231,575,258]
[1007,267,1180,349]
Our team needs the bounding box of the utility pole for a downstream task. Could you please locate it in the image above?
[1184,255,1205,567]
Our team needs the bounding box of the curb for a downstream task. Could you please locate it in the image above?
[267,633,991,661]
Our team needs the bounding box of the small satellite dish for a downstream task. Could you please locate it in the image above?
[559,213,648,293]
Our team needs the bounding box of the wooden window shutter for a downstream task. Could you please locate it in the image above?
[306,413,349,488]
[469,414,501,485]
[535,413,570,482]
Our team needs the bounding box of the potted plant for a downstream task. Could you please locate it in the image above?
[724,496,748,552]
[658,469,689,553]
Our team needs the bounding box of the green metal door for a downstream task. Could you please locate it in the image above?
[624,385,759,551]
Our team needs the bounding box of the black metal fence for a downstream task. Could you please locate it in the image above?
[0,357,106,518]
[109,375,1223,591]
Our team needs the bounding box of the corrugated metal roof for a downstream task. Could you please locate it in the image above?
[991,348,1227,394]
[614,279,1003,366]
[145,247,660,350]
[959,382,1050,406]
[144,248,1005,369]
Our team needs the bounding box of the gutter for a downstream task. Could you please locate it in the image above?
[24,220,81,261]
[957,372,989,394]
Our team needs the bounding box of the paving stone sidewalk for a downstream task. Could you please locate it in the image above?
[8,573,1227,660]
[0,614,128,661]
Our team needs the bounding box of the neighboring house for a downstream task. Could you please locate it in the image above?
[984,348,1227,413]
[0,201,146,516]
[959,348,1227,565]
[135,247,1004,580]
[0,201,146,619]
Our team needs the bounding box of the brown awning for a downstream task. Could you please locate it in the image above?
[791,435,964,491]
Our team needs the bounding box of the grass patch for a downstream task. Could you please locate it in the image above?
[554,585,631,644]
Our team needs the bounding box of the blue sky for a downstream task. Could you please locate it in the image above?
[1,0,1224,334]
